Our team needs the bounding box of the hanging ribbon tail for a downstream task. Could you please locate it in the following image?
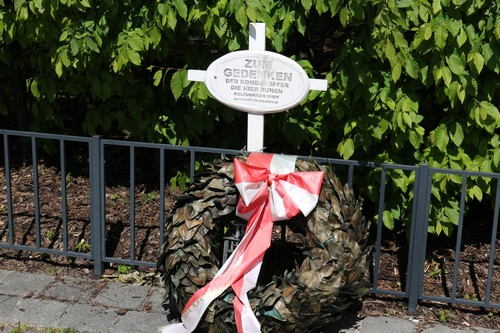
[160,153,324,333]
[159,323,189,333]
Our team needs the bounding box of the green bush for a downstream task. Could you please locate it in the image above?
[0,0,498,235]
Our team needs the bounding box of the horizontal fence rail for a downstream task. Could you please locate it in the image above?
[1,129,499,313]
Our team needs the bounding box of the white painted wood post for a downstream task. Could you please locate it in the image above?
[247,23,266,152]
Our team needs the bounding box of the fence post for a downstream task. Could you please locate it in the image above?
[406,163,432,313]
[90,135,104,277]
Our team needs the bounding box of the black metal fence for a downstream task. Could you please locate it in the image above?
[1,129,498,313]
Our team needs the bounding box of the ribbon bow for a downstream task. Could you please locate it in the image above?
[161,153,324,333]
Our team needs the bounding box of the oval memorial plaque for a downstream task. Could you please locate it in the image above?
[204,50,310,114]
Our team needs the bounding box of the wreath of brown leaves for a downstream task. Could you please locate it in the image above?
[158,156,371,332]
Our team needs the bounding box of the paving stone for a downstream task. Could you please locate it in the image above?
[92,283,148,310]
[8,298,68,327]
[0,294,18,323]
[0,270,13,284]
[43,280,94,303]
[0,270,54,298]
[110,310,168,333]
[147,287,167,314]
[359,316,416,333]
[58,303,117,333]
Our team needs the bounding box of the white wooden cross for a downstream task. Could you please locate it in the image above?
[187,23,327,152]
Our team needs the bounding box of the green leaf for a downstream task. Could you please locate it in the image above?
[402,112,412,127]
[419,5,429,22]
[170,70,184,100]
[153,70,163,86]
[173,0,188,20]
[228,37,240,51]
[441,220,453,236]
[480,159,492,173]
[442,66,452,86]
[445,18,461,37]
[432,0,441,14]
[70,38,79,56]
[434,125,449,152]
[55,61,63,77]
[456,28,467,46]
[148,27,162,46]
[127,36,143,51]
[396,0,414,8]
[339,6,350,27]
[447,54,464,75]
[59,30,69,42]
[382,210,394,230]
[385,41,396,64]
[14,0,26,11]
[126,49,141,66]
[167,8,177,30]
[435,221,442,235]
[449,122,464,147]
[86,37,99,53]
[214,17,228,38]
[434,24,448,49]
[392,30,408,49]
[494,148,500,168]
[158,3,168,16]
[456,83,465,104]
[301,0,313,11]
[30,79,40,98]
[235,5,248,28]
[481,43,495,69]
[80,0,91,8]
[392,62,402,82]
[408,130,421,148]
[471,52,484,74]
[340,138,355,159]
[424,25,433,40]
[480,101,500,121]
[405,57,419,79]
[469,185,483,201]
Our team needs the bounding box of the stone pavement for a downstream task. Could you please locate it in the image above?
[0,269,497,333]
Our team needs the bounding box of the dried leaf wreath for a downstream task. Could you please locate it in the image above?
[158,155,371,332]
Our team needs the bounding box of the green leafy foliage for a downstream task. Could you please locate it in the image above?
[0,0,498,236]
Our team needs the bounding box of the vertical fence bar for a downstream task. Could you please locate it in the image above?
[347,164,354,188]
[483,178,500,306]
[60,139,69,252]
[190,150,196,183]
[159,148,165,244]
[405,169,420,298]
[90,136,103,276]
[129,146,136,262]
[100,140,106,269]
[31,137,41,248]
[3,134,14,244]
[450,175,467,301]
[407,163,432,313]
[371,167,387,292]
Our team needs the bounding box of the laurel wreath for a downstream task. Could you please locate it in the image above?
[158,156,371,332]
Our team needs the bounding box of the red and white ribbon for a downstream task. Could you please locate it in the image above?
[161,153,324,333]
